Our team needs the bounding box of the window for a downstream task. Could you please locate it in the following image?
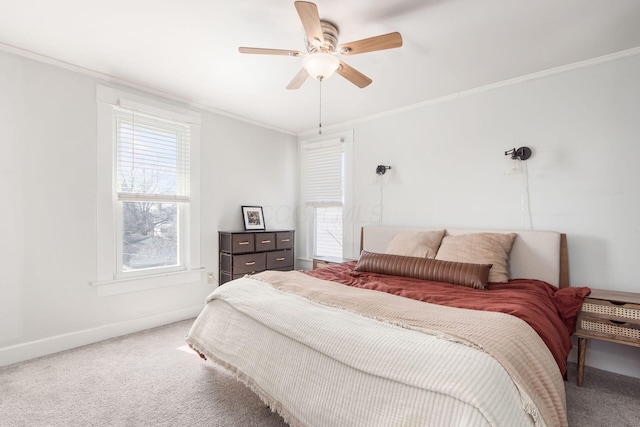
[115,108,189,275]
[300,136,352,259]
[94,85,202,296]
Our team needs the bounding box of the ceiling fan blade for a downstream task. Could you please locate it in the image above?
[338,32,403,56]
[286,68,309,90]
[294,1,324,46]
[239,47,302,56]
[336,61,372,88]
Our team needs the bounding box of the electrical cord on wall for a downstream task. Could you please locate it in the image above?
[375,165,391,225]
[379,173,385,225]
[505,147,533,230]
[521,161,533,230]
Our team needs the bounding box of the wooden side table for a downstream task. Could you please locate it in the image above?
[574,288,640,386]
[312,256,354,270]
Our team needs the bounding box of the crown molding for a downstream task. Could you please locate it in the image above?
[0,41,296,136]
[298,46,640,137]
[2,40,638,139]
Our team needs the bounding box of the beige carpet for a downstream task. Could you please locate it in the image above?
[1,319,638,426]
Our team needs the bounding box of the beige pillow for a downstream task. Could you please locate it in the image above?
[385,230,445,259]
[355,251,492,290]
[435,233,517,283]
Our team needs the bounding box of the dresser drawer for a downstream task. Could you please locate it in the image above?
[276,231,294,249]
[255,233,276,252]
[220,271,232,285]
[232,253,266,275]
[576,297,640,346]
[232,233,255,254]
[220,232,256,254]
[576,314,640,345]
[220,271,253,285]
[580,298,640,323]
[266,250,294,269]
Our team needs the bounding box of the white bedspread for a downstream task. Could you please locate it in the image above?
[187,274,566,427]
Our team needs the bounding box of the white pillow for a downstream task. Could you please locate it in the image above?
[385,230,445,259]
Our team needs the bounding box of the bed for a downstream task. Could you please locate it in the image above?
[187,226,590,427]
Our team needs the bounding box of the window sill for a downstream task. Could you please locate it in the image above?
[90,268,204,297]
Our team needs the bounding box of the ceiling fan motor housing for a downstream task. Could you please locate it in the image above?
[306,21,339,53]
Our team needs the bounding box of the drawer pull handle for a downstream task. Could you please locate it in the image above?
[261,240,271,244]
[238,241,250,245]
[610,320,626,325]
[276,257,285,261]
[281,239,290,242]
[245,261,256,266]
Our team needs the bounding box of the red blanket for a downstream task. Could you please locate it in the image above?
[306,261,590,376]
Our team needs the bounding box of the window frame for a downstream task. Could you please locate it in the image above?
[113,106,191,278]
[93,85,202,296]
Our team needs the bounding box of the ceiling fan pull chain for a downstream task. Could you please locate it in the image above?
[318,77,323,135]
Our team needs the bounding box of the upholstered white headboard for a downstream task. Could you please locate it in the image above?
[361,226,568,287]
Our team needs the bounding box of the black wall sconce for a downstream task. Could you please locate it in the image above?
[504,146,532,161]
[376,165,392,175]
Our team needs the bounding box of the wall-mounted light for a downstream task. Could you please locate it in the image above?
[503,147,533,230]
[504,146,532,160]
[376,165,392,175]
[375,165,392,226]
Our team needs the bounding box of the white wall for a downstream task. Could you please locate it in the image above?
[0,50,296,365]
[308,52,640,378]
[2,45,638,380]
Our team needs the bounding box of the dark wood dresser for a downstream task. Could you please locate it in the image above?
[219,230,295,285]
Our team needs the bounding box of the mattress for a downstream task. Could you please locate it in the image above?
[187,271,568,427]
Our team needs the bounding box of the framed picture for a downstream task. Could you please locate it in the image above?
[242,206,265,231]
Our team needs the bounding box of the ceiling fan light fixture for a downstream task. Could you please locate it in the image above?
[303,52,340,80]
[238,2,401,89]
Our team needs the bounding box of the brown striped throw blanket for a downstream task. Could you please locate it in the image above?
[187,271,567,427]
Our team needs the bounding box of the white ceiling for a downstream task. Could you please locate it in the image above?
[2,0,640,134]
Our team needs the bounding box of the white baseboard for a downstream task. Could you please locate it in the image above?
[0,304,203,367]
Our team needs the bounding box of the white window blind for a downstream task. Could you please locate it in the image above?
[302,138,344,207]
[314,206,343,257]
[301,138,344,258]
[115,107,190,203]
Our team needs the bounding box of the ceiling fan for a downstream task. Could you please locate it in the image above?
[239,1,403,89]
